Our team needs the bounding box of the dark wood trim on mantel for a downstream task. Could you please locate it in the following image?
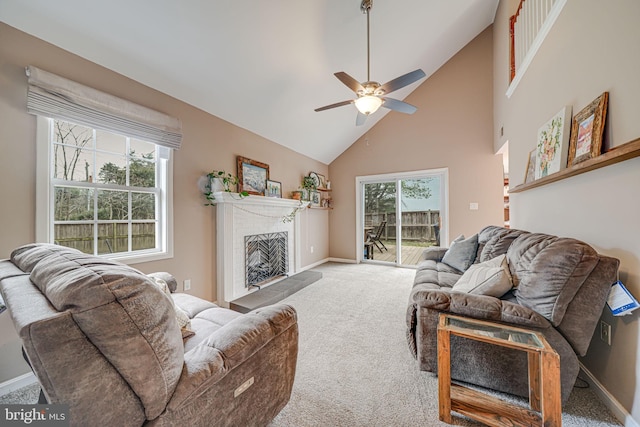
[510,137,640,194]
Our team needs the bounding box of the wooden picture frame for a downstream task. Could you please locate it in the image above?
[524,149,536,183]
[237,156,269,195]
[534,106,572,179]
[310,190,321,207]
[568,92,608,165]
[265,179,282,198]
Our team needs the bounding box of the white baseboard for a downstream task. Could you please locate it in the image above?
[579,362,639,427]
[327,257,357,264]
[299,258,331,271]
[0,372,37,396]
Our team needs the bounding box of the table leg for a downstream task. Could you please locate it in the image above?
[438,323,452,423]
[541,350,561,427]
[528,352,541,411]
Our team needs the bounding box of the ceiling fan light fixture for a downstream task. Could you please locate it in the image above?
[354,95,382,115]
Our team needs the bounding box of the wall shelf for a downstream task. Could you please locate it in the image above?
[509,137,640,194]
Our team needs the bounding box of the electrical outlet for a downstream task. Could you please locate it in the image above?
[469,202,479,210]
[600,320,611,345]
[310,246,314,254]
[184,279,191,291]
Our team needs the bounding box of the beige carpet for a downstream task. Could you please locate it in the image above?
[269,262,622,427]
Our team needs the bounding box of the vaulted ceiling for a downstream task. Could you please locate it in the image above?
[0,0,498,164]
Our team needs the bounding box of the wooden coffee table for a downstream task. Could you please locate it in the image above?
[437,313,561,427]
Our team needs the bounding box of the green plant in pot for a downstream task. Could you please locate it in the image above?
[203,170,248,205]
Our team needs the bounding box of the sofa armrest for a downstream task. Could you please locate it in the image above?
[411,287,550,329]
[419,247,448,262]
[167,304,297,410]
[147,272,178,292]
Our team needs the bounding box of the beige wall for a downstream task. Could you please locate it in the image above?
[328,26,504,260]
[493,0,640,419]
[0,22,329,382]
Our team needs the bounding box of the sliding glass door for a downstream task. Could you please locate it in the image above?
[363,180,397,263]
[358,169,447,267]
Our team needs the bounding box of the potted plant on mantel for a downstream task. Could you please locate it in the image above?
[202,170,248,206]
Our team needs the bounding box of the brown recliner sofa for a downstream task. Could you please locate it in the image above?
[406,225,619,403]
[0,243,298,426]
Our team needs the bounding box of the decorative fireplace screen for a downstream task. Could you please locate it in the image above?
[245,232,288,287]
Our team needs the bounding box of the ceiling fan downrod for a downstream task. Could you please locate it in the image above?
[361,0,373,82]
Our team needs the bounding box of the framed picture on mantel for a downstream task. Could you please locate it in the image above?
[237,156,269,195]
[265,180,282,198]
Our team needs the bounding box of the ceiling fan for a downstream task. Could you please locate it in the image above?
[315,0,426,126]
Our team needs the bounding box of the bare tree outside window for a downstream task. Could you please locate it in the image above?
[51,119,159,254]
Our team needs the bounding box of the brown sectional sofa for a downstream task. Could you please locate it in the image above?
[406,225,619,403]
[0,243,298,426]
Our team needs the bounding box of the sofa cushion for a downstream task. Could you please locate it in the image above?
[11,243,183,420]
[172,293,244,352]
[414,260,461,288]
[507,234,600,326]
[452,255,512,297]
[441,234,478,272]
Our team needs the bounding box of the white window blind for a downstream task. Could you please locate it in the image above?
[26,66,182,150]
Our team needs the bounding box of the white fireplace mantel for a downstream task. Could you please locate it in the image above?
[213,192,308,307]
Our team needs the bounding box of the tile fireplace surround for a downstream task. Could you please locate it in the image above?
[213,192,308,307]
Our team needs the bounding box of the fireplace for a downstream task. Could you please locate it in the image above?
[245,232,288,288]
[212,192,307,307]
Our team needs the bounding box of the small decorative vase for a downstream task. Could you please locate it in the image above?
[210,177,225,192]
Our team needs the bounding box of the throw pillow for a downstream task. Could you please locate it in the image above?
[442,234,479,272]
[452,254,513,297]
[148,275,195,339]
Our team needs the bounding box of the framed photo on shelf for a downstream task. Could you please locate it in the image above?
[265,180,282,198]
[568,92,608,166]
[237,156,269,195]
[534,106,572,179]
[310,190,321,207]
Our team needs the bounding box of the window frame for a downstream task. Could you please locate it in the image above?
[355,168,449,266]
[36,116,174,264]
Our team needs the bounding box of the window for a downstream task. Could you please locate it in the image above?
[37,117,172,263]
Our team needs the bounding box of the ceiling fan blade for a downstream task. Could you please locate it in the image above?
[314,100,354,112]
[356,112,368,126]
[335,72,365,93]
[378,69,426,95]
[382,97,418,114]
